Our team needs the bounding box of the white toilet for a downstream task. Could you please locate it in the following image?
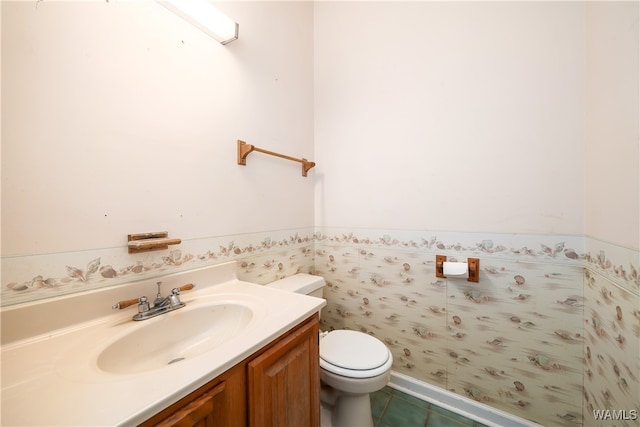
[267,273,393,427]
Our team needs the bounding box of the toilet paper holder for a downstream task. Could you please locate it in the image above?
[435,255,480,283]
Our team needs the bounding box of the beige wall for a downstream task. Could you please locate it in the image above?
[585,2,639,250]
[314,2,587,236]
[1,0,315,256]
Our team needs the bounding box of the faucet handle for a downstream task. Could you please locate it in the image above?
[167,284,194,307]
[177,283,195,292]
[112,298,140,310]
[112,296,149,311]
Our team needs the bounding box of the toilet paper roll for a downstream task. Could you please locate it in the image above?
[443,261,468,277]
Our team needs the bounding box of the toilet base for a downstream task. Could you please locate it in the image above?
[319,361,391,427]
[320,384,375,427]
[333,392,374,427]
[320,401,333,427]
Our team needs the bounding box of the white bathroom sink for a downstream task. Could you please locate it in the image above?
[2,263,326,427]
[96,302,253,375]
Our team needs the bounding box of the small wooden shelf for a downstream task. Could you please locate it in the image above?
[128,232,181,253]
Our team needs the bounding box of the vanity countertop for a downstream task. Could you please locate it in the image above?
[1,262,325,426]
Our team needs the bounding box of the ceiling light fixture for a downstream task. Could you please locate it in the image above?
[158,0,239,45]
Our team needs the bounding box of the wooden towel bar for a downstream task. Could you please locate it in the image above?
[237,140,316,177]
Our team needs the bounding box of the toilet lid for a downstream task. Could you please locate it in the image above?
[320,330,389,371]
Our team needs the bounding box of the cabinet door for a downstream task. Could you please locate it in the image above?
[156,382,226,427]
[141,362,246,427]
[248,315,320,427]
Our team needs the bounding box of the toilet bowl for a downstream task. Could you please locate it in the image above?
[266,274,393,427]
[319,329,393,427]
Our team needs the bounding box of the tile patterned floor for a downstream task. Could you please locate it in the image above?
[371,386,490,427]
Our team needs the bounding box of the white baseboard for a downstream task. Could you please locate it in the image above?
[388,371,542,427]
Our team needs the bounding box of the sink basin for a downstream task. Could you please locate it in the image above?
[97,302,253,375]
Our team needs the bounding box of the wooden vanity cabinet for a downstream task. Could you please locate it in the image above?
[140,314,319,427]
[248,313,320,427]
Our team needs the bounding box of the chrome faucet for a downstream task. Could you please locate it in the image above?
[112,282,195,321]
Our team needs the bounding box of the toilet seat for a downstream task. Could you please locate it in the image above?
[320,330,392,378]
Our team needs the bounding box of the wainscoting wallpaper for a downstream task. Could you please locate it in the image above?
[314,228,639,427]
[583,269,640,427]
[2,227,638,426]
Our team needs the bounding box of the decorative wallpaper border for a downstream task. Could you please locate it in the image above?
[315,228,638,295]
[2,227,638,306]
[314,227,585,262]
[584,236,639,296]
[0,228,315,307]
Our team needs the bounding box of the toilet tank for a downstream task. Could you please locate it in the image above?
[266,273,325,298]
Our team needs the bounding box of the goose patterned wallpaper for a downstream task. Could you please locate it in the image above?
[1,227,638,426]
